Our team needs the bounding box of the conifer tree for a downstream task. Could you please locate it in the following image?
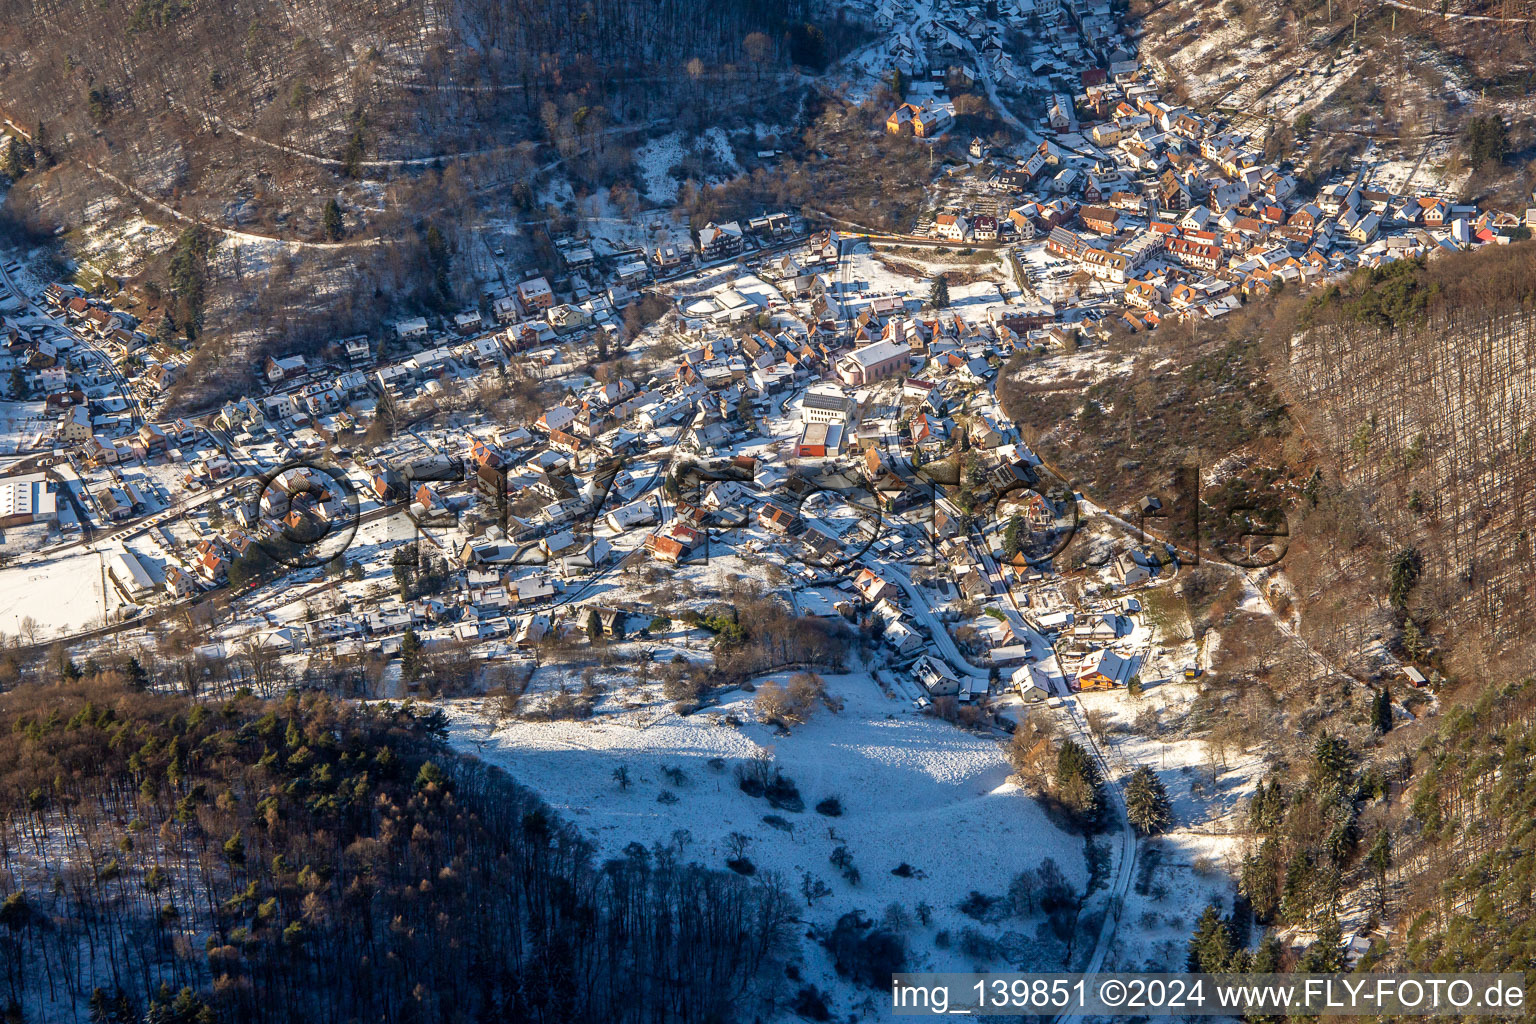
[322,198,343,241]
[1187,903,1235,972]
[1297,916,1345,972]
[1125,765,1172,835]
[1371,688,1393,735]
[1055,738,1101,818]
[931,273,950,309]
[1002,514,1024,559]
[1241,837,1283,923]
[401,627,422,681]
[1366,829,1392,911]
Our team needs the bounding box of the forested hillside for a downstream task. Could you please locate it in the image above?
[0,0,808,159]
[0,680,795,1023]
[1001,241,1536,688]
[0,0,810,232]
[1278,245,1536,685]
[0,0,830,409]
[1395,678,1536,972]
[1001,239,1536,976]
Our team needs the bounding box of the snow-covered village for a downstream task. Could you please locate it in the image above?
[0,0,1533,1018]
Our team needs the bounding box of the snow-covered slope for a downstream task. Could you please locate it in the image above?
[447,668,1088,1010]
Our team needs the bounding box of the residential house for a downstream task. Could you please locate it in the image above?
[518,277,555,311]
[913,653,962,697]
[265,355,307,383]
[697,222,745,259]
[1076,648,1134,690]
[1166,236,1222,272]
[853,568,895,604]
[934,213,971,241]
[395,317,430,341]
[758,502,803,535]
[453,309,485,335]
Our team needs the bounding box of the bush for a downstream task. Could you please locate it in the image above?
[662,670,704,705]
[815,796,843,817]
[958,890,1006,923]
[791,986,831,1021]
[824,911,906,989]
[662,766,689,787]
[754,672,830,728]
[520,689,597,722]
[764,771,804,812]
[830,845,860,885]
[958,927,999,962]
[735,757,771,797]
[1006,858,1078,938]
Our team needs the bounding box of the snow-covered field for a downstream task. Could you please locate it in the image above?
[1074,680,1265,971]
[0,546,116,637]
[0,400,49,453]
[445,668,1089,1005]
[633,127,744,205]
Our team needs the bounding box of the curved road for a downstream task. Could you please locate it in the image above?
[1055,699,1137,987]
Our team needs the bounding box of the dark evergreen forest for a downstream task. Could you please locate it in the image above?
[0,680,795,1023]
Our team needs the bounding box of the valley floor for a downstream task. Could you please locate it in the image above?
[445,668,1089,1013]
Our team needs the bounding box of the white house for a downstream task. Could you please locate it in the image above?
[395,317,430,341]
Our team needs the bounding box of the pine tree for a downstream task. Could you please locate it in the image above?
[88,988,111,1024]
[1366,829,1392,911]
[1241,837,1283,923]
[1279,850,1316,925]
[414,760,445,790]
[425,223,452,301]
[1464,113,1509,171]
[1297,916,1344,972]
[586,608,603,643]
[1125,765,1172,835]
[1186,903,1234,972]
[401,627,422,681]
[1002,514,1024,559]
[1251,931,1284,973]
[1202,915,1234,971]
[1310,734,1352,790]
[1248,777,1286,832]
[931,273,950,309]
[168,226,211,342]
[1387,547,1422,609]
[0,139,26,180]
[1055,738,1101,818]
[322,198,343,241]
[1187,904,1220,971]
[1371,687,1393,735]
[341,117,367,178]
